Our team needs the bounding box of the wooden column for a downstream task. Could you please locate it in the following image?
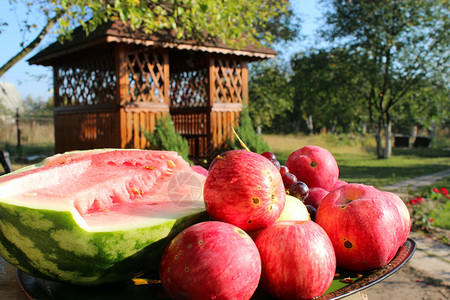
[207,55,216,149]
[241,61,249,106]
[163,51,170,106]
[115,43,130,148]
[115,43,129,105]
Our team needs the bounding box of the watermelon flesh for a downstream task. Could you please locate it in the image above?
[0,149,207,285]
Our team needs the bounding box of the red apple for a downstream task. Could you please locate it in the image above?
[286,145,339,191]
[204,150,286,231]
[316,183,409,272]
[160,221,261,300]
[255,220,336,300]
[304,187,329,209]
[382,191,411,246]
[331,179,348,190]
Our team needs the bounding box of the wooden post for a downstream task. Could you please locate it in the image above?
[241,61,249,106]
[207,55,216,150]
[163,51,170,106]
[15,109,21,149]
[115,43,129,148]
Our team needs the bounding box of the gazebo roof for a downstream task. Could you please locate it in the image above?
[28,20,277,66]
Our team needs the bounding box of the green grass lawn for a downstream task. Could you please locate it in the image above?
[264,133,450,231]
[263,133,450,189]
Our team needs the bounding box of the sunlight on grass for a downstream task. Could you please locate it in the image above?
[263,133,450,189]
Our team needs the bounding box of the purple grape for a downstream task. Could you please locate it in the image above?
[288,181,309,201]
[306,205,317,222]
[280,165,289,176]
[282,172,297,189]
[270,158,281,171]
[261,151,277,161]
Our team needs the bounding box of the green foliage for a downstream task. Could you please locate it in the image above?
[316,0,449,158]
[22,96,54,117]
[144,115,191,164]
[228,107,270,154]
[248,59,293,132]
[288,48,367,134]
[5,0,297,52]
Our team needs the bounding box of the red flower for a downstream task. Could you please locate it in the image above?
[416,197,422,204]
[409,199,418,205]
[441,187,448,196]
[432,188,440,193]
[429,218,434,223]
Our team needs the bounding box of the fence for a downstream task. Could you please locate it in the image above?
[0,114,54,149]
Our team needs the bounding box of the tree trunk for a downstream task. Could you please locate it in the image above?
[306,115,314,135]
[255,116,262,136]
[375,128,383,158]
[375,116,384,159]
[384,117,392,159]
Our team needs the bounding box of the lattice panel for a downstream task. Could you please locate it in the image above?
[126,47,166,103]
[170,69,208,108]
[55,52,116,107]
[213,57,244,104]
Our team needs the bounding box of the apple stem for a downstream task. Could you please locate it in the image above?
[232,127,251,152]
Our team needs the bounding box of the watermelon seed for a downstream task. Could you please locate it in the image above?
[257,185,261,190]
[184,267,189,272]
[23,192,38,197]
[310,161,318,168]
[252,197,260,205]
[167,267,171,272]
[145,166,154,170]
[131,187,142,196]
[167,160,176,168]
[271,194,276,201]
[269,205,273,211]
[175,255,179,260]
[247,219,253,224]
[188,244,192,248]
[199,240,204,245]
[178,250,182,255]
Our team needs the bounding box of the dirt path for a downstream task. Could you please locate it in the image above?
[365,265,449,300]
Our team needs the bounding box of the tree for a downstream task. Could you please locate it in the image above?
[248,59,294,134]
[289,48,366,134]
[320,0,449,158]
[1,0,299,78]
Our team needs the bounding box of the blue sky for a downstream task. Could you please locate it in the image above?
[0,1,324,101]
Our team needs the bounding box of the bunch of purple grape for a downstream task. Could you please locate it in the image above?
[261,151,317,221]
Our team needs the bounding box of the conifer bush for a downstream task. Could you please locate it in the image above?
[227,107,270,154]
[144,115,191,163]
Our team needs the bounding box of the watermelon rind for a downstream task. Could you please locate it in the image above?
[0,149,207,285]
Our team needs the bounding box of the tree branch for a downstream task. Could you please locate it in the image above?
[0,11,64,78]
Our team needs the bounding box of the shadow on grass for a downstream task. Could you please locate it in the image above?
[339,164,450,188]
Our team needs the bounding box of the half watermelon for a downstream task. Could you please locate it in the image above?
[0,149,207,285]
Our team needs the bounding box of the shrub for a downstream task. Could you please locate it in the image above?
[144,115,191,163]
[227,107,270,154]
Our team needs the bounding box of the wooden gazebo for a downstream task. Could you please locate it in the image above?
[28,20,276,161]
